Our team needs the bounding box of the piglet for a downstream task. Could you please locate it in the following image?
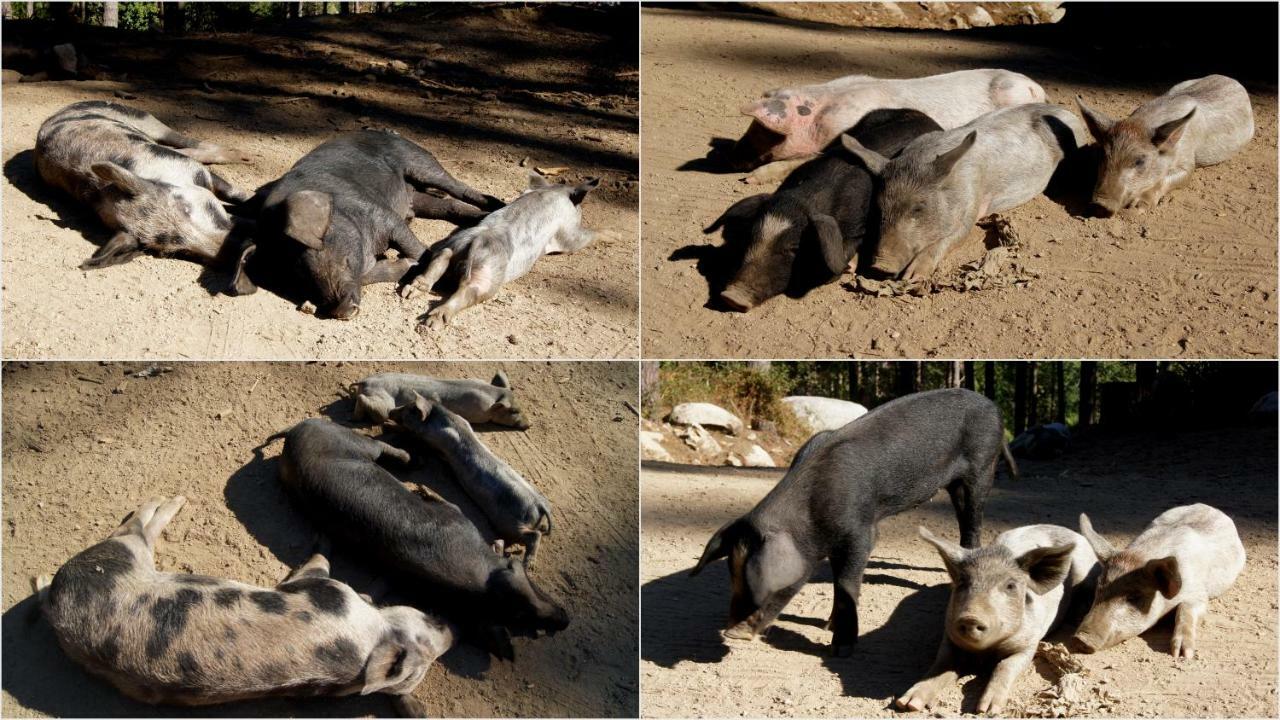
[349,370,529,429]
[399,172,604,332]
[35,101,254,270]
[843,103,1087,280]
[1077,75,1253,215]
[898,524,1099,715]
[36,495,454,713]
[1071,504,1245,659]
[390,394,552,565]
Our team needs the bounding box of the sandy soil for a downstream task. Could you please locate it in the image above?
[2,5,638,360]
[1,360,639,717]
[641,425,1278,717]
[640,7,1278,359]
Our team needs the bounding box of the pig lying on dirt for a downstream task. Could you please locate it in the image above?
[1076,75,1254,215]
[35,101,254,270]
[233,130,502,319]
[843,103,1087,280]
[272,418,569,660]
[36,495,454,712]
[690,388,1017,657]
[390,394,552,566]
[1071,504,1245,659]
[399,172,603,332]
[349,370,529,429]
[705,109,943,311]
[716,69,1045,177]
[898,524,1099,715]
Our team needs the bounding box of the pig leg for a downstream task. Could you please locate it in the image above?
[521,532,541,568]
[902,243,947,282]
[946,478,985,549]
[1171,601,1205,659]
[112,496,186,553]
[373,440,412,465]
[121,112,249,164]
[725,578,806,640]
[279,552,332,584]
[420,280,498,332]
[402,152,502,211]
[743,158,810,186]
[207,170,254,204]
[399,247,456,300]
[896,639,960,711]
[550,226,600,255]
[976,648,1034,715]
[411,191,488,225]
[362,258,417,285]
[829,534,874,656]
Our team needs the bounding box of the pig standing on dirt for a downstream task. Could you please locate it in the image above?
[234,130,503,319]
[1076,75,1254,215]
[705,109,943,311]
[390,394,553,566]
[399,171,604,332]
[35,101,255,269]
[717,69,1045,175]
[690,388,1017,657]
[36,495,454,713]
[272,419,569,659]
[1071,504,1245,659]
[842,103,1087,280]
[349,370,529,429]
[898,524,1099,715]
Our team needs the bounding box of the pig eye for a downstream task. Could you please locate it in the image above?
[1132,157,1145,169]
[1126,593,1144,606]
[1004,581,1017,592]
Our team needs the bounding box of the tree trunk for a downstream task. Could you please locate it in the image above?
[377,1,391,12]
[340,1,350,13]
[848,363,859,403]
[102,1,119,27]
[1027,362,1039,428]
[2,3,12,20]
[948,361,963,388]
[164,1,184,33]
[1079,361,1097,427]
[1055,363,1066,424]
[745,361,771,373]
[984,362,997,401]
[962,361,975,391]
[288,2,299,19]
[640,362,659,418]
[896,362,919,397]
[25,1,32,18]
[1014,363,1028,435]
[1135,362,1157,402]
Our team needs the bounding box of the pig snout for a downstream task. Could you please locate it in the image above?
[1068,634,1100,654]
[329,296,361,320]
[719,284,758,312]
[953,615,989,643]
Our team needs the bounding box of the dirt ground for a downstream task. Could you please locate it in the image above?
[2,4,638,360]
[1,360,639,717]
[641,425,1278,718]
[640,6,1278,359]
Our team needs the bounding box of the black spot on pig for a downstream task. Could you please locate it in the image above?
[260,661,289,684]
[193,170,212,189]
[50,540,135,607]
[144,144,184,161]
[250,591,287,615]
[213,588,242,607]
[146,589,203,659]
[152,232,181,250]
[111,155,137,172]
[314,638,360,675]
[206,200,233,230]
[294,610,314,624]
[125,133,149,145]
[80,101,148,119]
[177,652,205,687]
[798,104,812,116]
[94,635,121,665]
[175,574,220,585]
[131,593,152,615]
[763,99,787,120]
[281,578,347,616]
[222,625,237,641]
[214,648,225,660]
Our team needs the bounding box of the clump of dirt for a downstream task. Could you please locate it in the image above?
[1015,642,1119,718]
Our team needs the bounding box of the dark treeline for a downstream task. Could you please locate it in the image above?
[647,362,1276,434]
[1,2,401,33]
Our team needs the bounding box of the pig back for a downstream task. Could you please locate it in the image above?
[1131,504,1245,600]
[1149,75,1253,166]
[266,131,417,225]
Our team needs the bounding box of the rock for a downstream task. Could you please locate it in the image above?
[639,431,673,462]
[782,396,868,432]
[741,444,776,468]
[388,59,410,73]
[680,423,722,455]
[668,402,744,436]
[725,454,744,467]
[962,5,994,27]
[1,69,23,84]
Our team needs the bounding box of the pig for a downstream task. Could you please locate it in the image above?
[271,418,569,659]
[718,69,1045,177]
[34,101,255,270]
[705,109,943,311]
[35,495,454,713]
[398,172,603,332]
[842,103,1087,280]
[389,394,552,565]
[897,524,1099,715]
[1071,504,1245,659]
[690,388,1017,656]
[1076,75,1254,215]
[348,370,529,429]
[233,130,503,319]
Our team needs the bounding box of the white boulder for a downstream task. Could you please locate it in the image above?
[782,396,868,432]
[668,402,744,436]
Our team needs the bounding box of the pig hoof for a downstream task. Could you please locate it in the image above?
[718,289,753,313]
[721,625,755,641]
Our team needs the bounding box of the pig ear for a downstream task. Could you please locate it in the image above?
[840,135,888,176]
[1144,556,1182,599]
[283,190,332,250]
[491,370,511,388]
[410,392,434,420]
[1078,513,1116,561]
[80,231,143,269]
[360,640,419,695]
[527,171,553,189]
[933,131,976,177]
[808,212,848,275]
[228,238,258,296]
[91,161,148,196]
[690,517,747,576]
[1152,108,1195,151]
[704,194,770,234]
[918,526,966,580]
[744,533,806,606]
[1076,97,1115,140]
[1016,543,1076,595]
[569,177,600,206]
[741,99,790,135]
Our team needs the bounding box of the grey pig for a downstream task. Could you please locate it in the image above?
[1072,504,1245,659]
[35,495,454,713]
[349,370,529,429]
[390,394,552,565]
[35,101,254,270]
[400,171,603,331]
[842,103,1086,280]
[1077,75,1254,215]
[898,524,1099,715]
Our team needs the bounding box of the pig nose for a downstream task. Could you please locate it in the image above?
[1089,201,1117,218]
[1068,635,1098,654]
[956,616,987,638]
[718,286,755,312]
[330,300,360,320]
